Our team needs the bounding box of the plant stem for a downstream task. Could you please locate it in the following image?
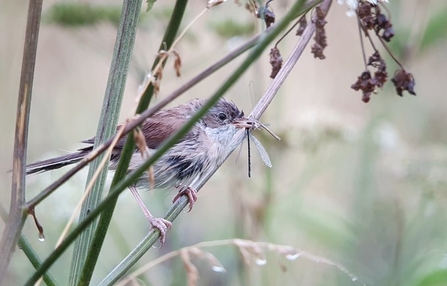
[77,1,189,285]
[0,0,43,283]
[68,0,142,284]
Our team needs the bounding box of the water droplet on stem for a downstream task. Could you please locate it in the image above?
[286,253,301,261]
[211,265,226,273]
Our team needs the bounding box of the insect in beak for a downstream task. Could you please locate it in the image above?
[232,117,256,129]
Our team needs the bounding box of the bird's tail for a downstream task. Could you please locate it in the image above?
[26,148,91,175]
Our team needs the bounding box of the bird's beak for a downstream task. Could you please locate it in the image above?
[232,117,255,129]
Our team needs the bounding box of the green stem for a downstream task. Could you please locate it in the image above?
[18,237,58,286]
[76,1,188,285]
[0,0,42,283]
[68,0,141,284]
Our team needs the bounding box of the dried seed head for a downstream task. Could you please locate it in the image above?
[391,69,416,96]
[367,51,388,88]
[357,2,375,29]
[153,65,163,97]
[296,16,307,36]
[356,2,394,42]
[172,50,182,77]
[311,6,328,60]
[351,70,376,103]
[256,1,275,28]
[269,47,283,79]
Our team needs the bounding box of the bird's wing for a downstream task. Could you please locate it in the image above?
[80,110,192,155]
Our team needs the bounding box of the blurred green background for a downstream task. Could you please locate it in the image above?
[1,0,447,285]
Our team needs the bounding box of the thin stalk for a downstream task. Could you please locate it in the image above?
[357,17,368,70]
[0,0,43,283]
[68,0,142,284]
[77,1,188,285]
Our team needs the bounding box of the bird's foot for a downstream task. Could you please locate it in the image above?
[129,186,172,246]
[147,216,172,246]
[172,186,198,212]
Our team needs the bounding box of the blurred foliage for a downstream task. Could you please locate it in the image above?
[420,6,447,51]
[209,19,256,38]
[146,0,157,12]
[389,3,447,59]
[43,2,173,30]
[416,269,447,286]
[44,3,123,26]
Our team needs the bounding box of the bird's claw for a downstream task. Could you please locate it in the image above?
[149,217,172,246]
[172,186,198,212]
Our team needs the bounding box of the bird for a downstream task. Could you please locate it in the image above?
[26,98,253,243]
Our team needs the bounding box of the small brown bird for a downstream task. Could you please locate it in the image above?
[26,98,253,243]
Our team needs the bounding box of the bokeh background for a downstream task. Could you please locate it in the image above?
[1,0,447,285]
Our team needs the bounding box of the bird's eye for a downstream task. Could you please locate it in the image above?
[217,112,227,121]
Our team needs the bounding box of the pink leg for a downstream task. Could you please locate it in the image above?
[129,186,172,245]
[172,186,198,212]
